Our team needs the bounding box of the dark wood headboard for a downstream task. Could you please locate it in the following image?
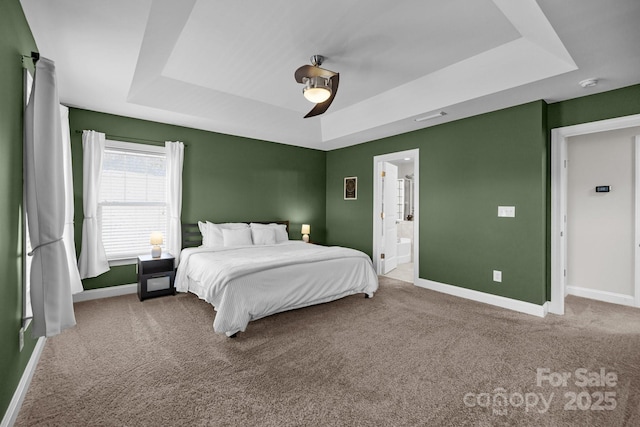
[182,223,204,249]
[182,221,290,249]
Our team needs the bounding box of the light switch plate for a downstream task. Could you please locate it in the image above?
[498,206,516,217]
[493,270,502,282]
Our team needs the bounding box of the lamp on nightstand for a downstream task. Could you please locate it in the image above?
[150,232,163,258]
[301,224,310,243]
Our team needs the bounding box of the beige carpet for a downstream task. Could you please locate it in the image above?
[15,277,640,426]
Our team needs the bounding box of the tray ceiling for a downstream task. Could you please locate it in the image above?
[20,0,640,150]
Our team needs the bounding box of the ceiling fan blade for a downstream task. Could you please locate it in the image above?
[304,73,339,118]
[294,65,337,83]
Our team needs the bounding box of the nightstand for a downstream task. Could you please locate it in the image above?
[137,253,176,301]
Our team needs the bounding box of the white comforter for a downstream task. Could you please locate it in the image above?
[175,241,378,335]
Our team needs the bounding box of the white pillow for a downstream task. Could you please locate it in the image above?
[220,222,250,229]
[200,222,249,247]
[198,221,212,246]
[222,228,253,247]
[249,223,289,243]
[251,228,277,245]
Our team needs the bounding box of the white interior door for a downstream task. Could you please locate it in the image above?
[551,116,640,314]
[383,162,398,274]
[566,132,635,303]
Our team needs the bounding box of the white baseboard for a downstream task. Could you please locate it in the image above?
[73,283,137,303]
[566,285,637,308]
[416,278,548,317]
[1,336,46,427]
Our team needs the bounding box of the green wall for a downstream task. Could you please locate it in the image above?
[548,84,640,130]
[0,0,39,421]
[326,102,549,305]
[69,109,327,290]
[325,84,640,306]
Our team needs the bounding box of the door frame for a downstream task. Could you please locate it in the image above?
[373,149,420,282]
[550,113,640,314]
[381,161,399,274]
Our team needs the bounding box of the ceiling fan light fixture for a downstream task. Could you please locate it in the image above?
[303,76,332,103]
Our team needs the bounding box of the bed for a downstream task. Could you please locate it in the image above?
[175,221,378,337]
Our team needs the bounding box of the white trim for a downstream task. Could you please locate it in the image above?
[566,286,636,308]
[108,257,136,267]
[413,155,420,285]
[416,278,548,317]
[554,114,640,138]
[373,149,420,283]
[550,128,567,314]
[551,113,640,315]
[73,283,137,303]
[373,164,382,273]
[1,337,46,427]
[635,135,640,308]
[105,138,165,154]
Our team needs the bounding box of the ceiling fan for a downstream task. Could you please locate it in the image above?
[294,55,339,118]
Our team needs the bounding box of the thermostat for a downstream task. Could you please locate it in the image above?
[595,186,611,193]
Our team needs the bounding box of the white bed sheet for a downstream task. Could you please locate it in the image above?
[175,241,378,335]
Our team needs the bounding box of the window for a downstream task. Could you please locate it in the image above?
[98,140,167,261]
[23,68,33,321]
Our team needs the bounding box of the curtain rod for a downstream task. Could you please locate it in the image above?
[21,51,40,63]
[73,130,186,147]
[21,52,40,69]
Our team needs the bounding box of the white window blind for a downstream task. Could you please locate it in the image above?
[99,140,167,260]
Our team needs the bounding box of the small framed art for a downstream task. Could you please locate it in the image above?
[344,177,357,200]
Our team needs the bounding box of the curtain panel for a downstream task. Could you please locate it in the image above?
[24,57,76,337]
[60,105,83,294]
[166,141,184,265]
[78,130,110,279]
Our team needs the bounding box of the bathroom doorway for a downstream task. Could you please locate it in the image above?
[373,149,419,284]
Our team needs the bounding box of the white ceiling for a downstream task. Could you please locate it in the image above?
[20,0,640,151]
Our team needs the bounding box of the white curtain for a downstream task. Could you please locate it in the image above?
[24,57,76,337]
[78,130,110,279]
[166,141,184,265]
[60,105,83,295]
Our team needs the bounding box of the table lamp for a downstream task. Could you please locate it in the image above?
[301,224,310,243]
[150,232,163,258]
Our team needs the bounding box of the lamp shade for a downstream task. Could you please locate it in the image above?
[303,76,331,103]
[301,224,310,235]
[150,231,163,245]
[303,87,331,103]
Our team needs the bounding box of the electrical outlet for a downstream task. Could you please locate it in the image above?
[19,327,24,352]
[493,270,502,283]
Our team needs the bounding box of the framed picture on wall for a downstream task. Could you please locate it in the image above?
[344,177,357,200]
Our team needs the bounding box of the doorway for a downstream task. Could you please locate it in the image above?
[550,114,640,314]
[373,149,419,284]
[566,129,639,307]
